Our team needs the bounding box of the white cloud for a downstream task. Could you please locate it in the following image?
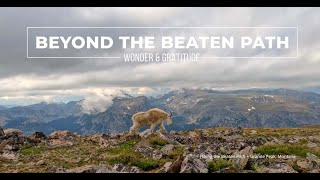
[0,7,320,106]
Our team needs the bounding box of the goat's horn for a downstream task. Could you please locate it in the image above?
[169,111,173,117]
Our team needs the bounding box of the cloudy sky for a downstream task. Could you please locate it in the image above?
[0,7,320,110]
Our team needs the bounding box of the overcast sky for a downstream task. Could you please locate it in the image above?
[0,7,320,110]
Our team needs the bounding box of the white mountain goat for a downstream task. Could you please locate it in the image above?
[130,108,173,136]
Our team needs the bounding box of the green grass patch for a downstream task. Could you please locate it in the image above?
[19,146,43,156]
[254,144,320,157]
[105,139,139,154]
[148,135,168,147]
[105,138,163,171]
[168,146,184,159]
[208,159,232,172]
[106,151,163,171]
[133,158,161,171]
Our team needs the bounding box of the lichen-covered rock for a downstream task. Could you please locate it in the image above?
[67,165,97,173]
[156,131,182,145]
[3,128,24,137]
[306,153,320,165]
[48,130,76,140]
[112,164,142,173]
[95,165,118,173]
[0,140,8,152]
[180,154,208,173]
[46,165,67,173]
[160,144,175,155]
[233,146,253,169]
[157,162,173,173]
[29,132,46,141]
[296,160,314,170]
[134,141,163,160]
[259,163,298,173]
[3,129,25,151]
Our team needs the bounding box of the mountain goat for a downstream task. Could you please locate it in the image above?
[130,108,173,136]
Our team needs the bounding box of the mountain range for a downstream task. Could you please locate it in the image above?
[1,88,320,135]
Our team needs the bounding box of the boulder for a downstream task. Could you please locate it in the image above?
[307,142,318,149]
[4,128,24,137]
[135,141,163,160]
[48,130,76,140]
[35,160,46,166]
[46,165,67,173]
[112,164,142,173]
[67,165,97,173]
[297,160,313,170]
[306,153,320,165]
[4,129,25,151]
[234,146,253,169]
[48,130,77,147]
[308,169,320,173]
[157,156,185,173]
[48,139,75,147]
[180,154,208,173]
[29,132,47,141]
[160,144,175,155]
[157,162,173,173]
[188,131,201,143]
[259,163,297,173]
[1,151,19,160]
[249,130,257,135]
[156,131,182,145]
[96,165,118,173]
[0,140,8,152]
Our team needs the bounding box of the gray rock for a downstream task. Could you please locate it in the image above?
[67,165,96,173]
[46,165,67,173]
[234,146,253,169]
[134,141,163,160]
[157,131,182,145]
[259,163,297,173]
[161,144,175,155]
[0,151,19,160]
[35,160,46,166]
[296,160,313,170]
[96,165,118,173]
[48,130,76,140]
[308,169,320,173]
[3,129,23,137]
[307,142,318,149]
[157,162,173,173]
[4,130,25,151]
[113,164,142,173]
[306,153,320,165]
[29,132,47,142]
[180,155,208,173]
[188,131,201,143]
[0,140,8,152]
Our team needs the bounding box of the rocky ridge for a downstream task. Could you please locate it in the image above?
[1,125,320,173]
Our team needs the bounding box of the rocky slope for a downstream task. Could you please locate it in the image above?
[1,126,320,173]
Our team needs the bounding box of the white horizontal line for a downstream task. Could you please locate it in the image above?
[26,56,297,59]
[27,27,298,29]
[200,57,297,59]
[27,57,121,59]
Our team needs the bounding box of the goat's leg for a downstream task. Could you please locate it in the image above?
[149,124,157,134]
[160,122,167,133]
[130,123,140,133]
